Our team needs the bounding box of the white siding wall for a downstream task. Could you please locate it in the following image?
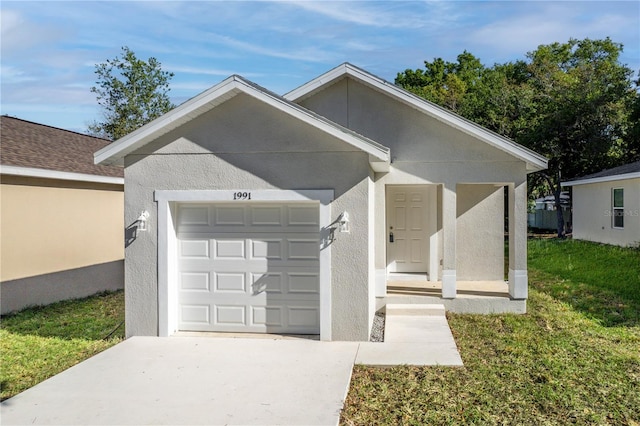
[572,178,640,247]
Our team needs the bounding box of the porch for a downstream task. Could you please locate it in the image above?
[376,273,526,314]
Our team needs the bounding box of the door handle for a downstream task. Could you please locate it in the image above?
[389,226,394,243]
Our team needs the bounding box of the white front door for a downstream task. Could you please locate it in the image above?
[386,186,430,273]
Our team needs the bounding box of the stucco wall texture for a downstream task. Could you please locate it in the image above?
[124,94,373,340]
[0,177,124,314]
[121,76,533,341]
[456,184,505,281]
[300,78,525,279]
[572,178,640,247]
[0,178,124,281]
[1,261,123,314]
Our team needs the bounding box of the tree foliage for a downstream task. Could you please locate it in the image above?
[396,37,639,237]
[88,46,175,140]
[523,39,634,176]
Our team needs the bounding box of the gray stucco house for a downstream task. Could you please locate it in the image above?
[96,64,547,341]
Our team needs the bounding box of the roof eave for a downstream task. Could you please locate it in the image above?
[369,155,390,173]
[284,63,352,101]
[562,171,640,187]
[0,165,124,185]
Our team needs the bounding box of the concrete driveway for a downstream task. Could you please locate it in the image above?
[2,304,463,425]
[1,336,359,425]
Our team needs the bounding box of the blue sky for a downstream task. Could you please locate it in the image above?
[2,1,639,134]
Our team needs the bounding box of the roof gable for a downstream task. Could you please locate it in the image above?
[0,116,122,179]
[285,63,547,173]
[95,75,390,171]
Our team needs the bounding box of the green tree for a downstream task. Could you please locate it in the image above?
[625,75,640,161]
[88,46,175,140]
[396,51,485,115]
[521,38,635,237]
[396,38,637,238]
[396,52,534,137]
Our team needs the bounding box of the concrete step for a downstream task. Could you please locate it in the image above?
[385,303,445,316]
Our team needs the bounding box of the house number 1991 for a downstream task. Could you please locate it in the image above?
[233,192,251,200]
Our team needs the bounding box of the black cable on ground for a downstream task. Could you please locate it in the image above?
[103,320,125,340]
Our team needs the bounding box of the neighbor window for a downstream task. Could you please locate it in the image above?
[612,188,624,228]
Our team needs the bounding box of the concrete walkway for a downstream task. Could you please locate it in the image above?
[356,304,464,366]
[1,305,462,425]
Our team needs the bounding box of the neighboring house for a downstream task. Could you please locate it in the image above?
[0,116,124,314]
[562,160,640,247]
[528,192,571,232]
[95,64,547,341]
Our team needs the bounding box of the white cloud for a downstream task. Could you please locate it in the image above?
[466,2,640,62]
[0,65,35,84]
[0,8,65,54]
[204,32,339,63]
[0,8,21,33]
[287,1,446,29]
[343,40,378,52]
[167,65,264,78]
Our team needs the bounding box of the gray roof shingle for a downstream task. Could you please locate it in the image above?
[566,160,640,182]
[0,116,123,178]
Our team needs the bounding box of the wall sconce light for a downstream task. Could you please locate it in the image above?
[137,211,150,232]
[338,212,350,233]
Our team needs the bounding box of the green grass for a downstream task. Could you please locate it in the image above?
[342,239,640,425]
[0,291,124,401]
[528,238,640,327]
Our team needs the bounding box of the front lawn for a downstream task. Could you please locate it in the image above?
[342,239,640,425]
[0,291,124,401]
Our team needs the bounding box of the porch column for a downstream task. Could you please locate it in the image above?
[441,184,456,298]
[508,181,528,299]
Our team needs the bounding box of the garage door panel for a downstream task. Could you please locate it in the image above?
[177,202,320,334]
[288,272,319,293]
[178,205,210,226]
[287,205,319,226]
[214,273,246,292]
[179,269,318,295]
[215,305,246,326]
[180,234,320,260]
[214,206,246,226]
[250,206,284,226]
[177,204,319,233]
[180,244,319,269]
[252,306,282,326]
[214,239,245,259]
[251,239,284,260]
[180,272,210,292]
[288,306,320,328]
[178,300,319,333]
[287,239,320,260]
[180,304,210,325]
[251,272,284,294]
[179,239,210,258]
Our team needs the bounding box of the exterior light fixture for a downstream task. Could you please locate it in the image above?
[137,211,150,232]
[338,212,350,233]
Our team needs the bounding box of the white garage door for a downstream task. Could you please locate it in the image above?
[176,202,320,334]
